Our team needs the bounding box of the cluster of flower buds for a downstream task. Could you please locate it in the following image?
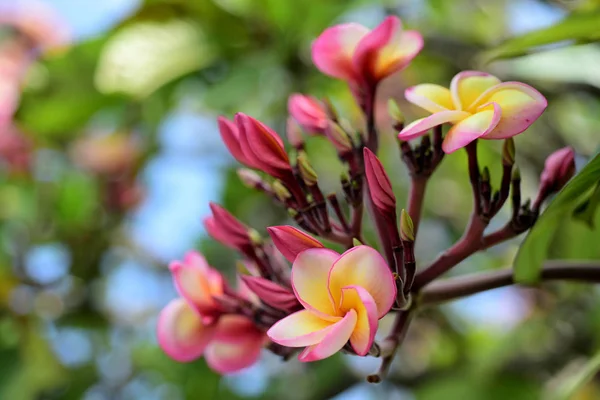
[157,16,577,380]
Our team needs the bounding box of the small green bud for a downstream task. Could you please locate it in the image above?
[503,138,515,166]
[248,228,262,245]
[297,151,318,186]
[512,166,521,181]
[387,98,404,125]
[352,238,363,247]
[272,180,291,201]
[481,166,491,182]
[400,209,415,242]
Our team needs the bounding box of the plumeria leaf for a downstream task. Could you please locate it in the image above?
[481,12,600,62]
[513,152,600,284]
[544,351,600,400]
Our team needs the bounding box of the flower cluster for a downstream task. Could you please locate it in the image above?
[157,16,575,379]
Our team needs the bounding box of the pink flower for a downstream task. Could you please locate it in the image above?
[311,16,423,88]
[363,148,396,217]
[267,225,324,263]
[288,94,328,134]
[240,275,300,311]
[169,251,225,323]
[267,246,396,361]
[399,71,547,153]
[157,299,265,373]
[205,203,253,251]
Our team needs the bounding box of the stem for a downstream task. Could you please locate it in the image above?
[365,86,378,153]
[367,309,414,383]
[420,262,600,305]
[407,177,427,237]
[466,141,482,216]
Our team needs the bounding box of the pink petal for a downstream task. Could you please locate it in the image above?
[205,322,265,374]
[267,309,340,347]
[398,110,470,141]
[473,82,547,139]
[169,252,223,319]
[292,248,340,319]
[363,147,396,215]
[288,94,328,133]
[298,309,357,362]
[442,103,502,153]
[311,23,369,82]
[240,275,299,311]
[156,298,216,362]
[217,116,256,167]
[405,84,454,113]
[267,225,324,263]
[213,314,263,344]
[450,71,501,111]
[327,246,396,318]
[339,286,378,356]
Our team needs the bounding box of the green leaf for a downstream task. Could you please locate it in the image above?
[513,153,600,284]
[481,11,600,62]
[573,181,600,228]
[545,351,600,400]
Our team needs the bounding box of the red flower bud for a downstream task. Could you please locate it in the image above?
[205,203,252,250]
[235,113,292,180]
[534,147,576,209]
[288,94,328,134]
[267,225,324,263]
[217,116,256,168]
[240,275,300,311]
[363,148,396,216]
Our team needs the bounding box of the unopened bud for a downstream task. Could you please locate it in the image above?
[512,166,521,181]
[322,97,338,121]
[400,209,414,242]
[297,151,318,186]
[481,166,490,183]
[237,168,263,188]
[326,121,353,154]
[388,98,404,125]
[272,180,291,201]
[502,138,515,166]
[249,229,262,245]
[287,208,298,217]
[540,147,575,192]
[352,238,363,247]
[236,260,251,275]
[286,117,304,149]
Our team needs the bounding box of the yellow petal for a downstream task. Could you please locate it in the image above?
[450,71,500,111]
[405,84,454,113]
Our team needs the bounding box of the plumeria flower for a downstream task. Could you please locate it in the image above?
[399,71,547,153]
[158,251,266,373]
[288,94,329,134]
[267,246,396,361]
[312,16,423,89]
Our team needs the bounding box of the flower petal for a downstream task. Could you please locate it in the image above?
[267,225,324,263]
[157,298,215,362]
[339,286,378,356]
[473,82,547,139]
[450,71,501,111]
[292,248,340,318]
[298,309,357,362]
[327,246,396,318]
[311,23,369,82]
[442,103,502,153]
[205,334,264,374]
[267,309,340,347]
[217,116,256,168]
[371,30,423,81]
[240,275,299,311]
[405,84,454,113]
[213,315,263,344]
[288,94,328,133]
[398,110,470,141]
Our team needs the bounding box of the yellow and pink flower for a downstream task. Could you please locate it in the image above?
[267,246,396,361]
[311,16,423,88]
[399,71,547,153]
[157,251,266,373]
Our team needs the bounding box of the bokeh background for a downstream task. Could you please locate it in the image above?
[1,0,600,399]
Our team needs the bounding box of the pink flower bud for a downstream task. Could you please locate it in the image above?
[288,94,328,134]
[218,116,256,168]
[286,117,304,149]
[205,203,252,250]
[235,113,292,180]
[363,148,396,216]
[236,168,264,189]
[325,121,353,155]
[541,147,575,191]
[240,275,300,311]
[267,225,324,263]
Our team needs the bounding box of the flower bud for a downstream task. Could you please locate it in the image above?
[267,225,324,263]
[502,138,515,167]
[237,168,264,189]
[321,97,338,121]
[218,116,256,167]
[326,121,353,155]
[272,180,292,202]
[288,94,328,134]
[206,203,252,250]
[481,166,490,183]
[297,151,318,186]
[352,238,363,246]
[388,98,404,126]
[240,275,300,311]
[286,117,304,149]
[541,147,575,192]
[400,209,414,242]
[363,148,396,217]
[512,166,521,181]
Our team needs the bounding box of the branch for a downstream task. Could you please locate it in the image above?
[407,177,427,237]
[420,262,600,305]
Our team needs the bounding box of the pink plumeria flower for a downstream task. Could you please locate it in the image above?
[158,299,265,373]
[169,251,225,324]
[288,94,329,134]
[399,71,548,153]
[267,246,396,361]
[311,16,423,88]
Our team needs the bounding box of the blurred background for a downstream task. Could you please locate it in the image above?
[1,0,600,399]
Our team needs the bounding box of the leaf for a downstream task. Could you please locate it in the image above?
[513,153,600,284]
[573,181,600,228]
[481,11,600,62]
[544,351,600,400]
